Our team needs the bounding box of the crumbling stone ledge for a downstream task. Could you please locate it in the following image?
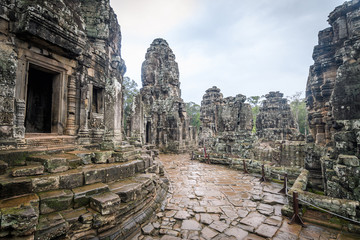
[282,169,360,225]
[193,153,360,226]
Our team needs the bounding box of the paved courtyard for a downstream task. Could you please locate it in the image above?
[135,154,359,240]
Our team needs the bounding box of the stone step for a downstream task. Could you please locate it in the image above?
[0,145,77,168]
[112,149,142,162]
[25,134,77,149]
[26,153,75,173]
[35,211,68,240]
[72,182,110,208]
[38,189,74,214]
[0,193,40,237]
[0,170,167,239]
[11,164,45,177]
[108,179,143,203]
[0,158,155,200]
[90,191,121,215]
[115,144,135,152]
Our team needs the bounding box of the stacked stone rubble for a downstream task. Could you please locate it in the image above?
[0,0,125,149]
[128,38,197,153]
[306,0,360,200]
[199,86,254,158]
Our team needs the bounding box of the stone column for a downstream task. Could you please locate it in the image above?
[66,76,77,135]
[13,99,25,139]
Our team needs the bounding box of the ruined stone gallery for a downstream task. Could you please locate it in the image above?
[0,0,359,239]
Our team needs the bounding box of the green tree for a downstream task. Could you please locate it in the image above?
[185,102,201,130]
[288,92,309,136]
[246,96,262,133]
[123,77,139,132]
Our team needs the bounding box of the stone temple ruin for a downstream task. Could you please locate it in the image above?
[198,86,254,158]
[256,91,299,141]
[0,1,168,239]
[0,0,360,239]
[0,0,127,149]
[306,0,360,200]
[195,0,360,225]
[127,38,197,153]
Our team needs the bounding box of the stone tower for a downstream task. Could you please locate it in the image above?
[0,0,125,149]
[128,38,196,152]
[256,91,299,141]
[199,86,254,157]
[306,0,360,200]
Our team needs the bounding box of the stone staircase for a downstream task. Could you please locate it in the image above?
[0,143,169,239]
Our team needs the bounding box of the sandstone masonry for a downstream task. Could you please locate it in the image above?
[128,38,197,153]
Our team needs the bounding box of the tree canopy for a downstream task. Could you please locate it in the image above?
[185,102,201,130]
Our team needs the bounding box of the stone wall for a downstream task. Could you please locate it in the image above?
[198,86,255,158]
[306,0,360,200]
[0,0,125,149]
[128,38,197,153]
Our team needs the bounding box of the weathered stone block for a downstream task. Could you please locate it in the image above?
[0,194,39,237]
[31,175,59,192]
[134,159,145,173]
[0,176,32,199]
[105,165,123,183]
[12,165,44,177]
[93,151,113,164]
[108,180,142,202]
[35,212,68,240]
[105,162,136,183]
[83,165,107,185]
[58,169,84,189]
[0,160,8,174]
[38,189,73,214]
[60,207,88,225]
[90,192,120,215]
[27,155,69,173]
[339,154,359,167]
[72,182,109,208]
[67,151,95,165]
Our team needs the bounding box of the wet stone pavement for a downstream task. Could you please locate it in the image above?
[133,154,359,240]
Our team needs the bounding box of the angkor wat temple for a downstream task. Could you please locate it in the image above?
[0,0,359,239]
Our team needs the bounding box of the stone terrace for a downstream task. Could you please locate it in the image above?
[134,154,360,240]
[0,144,169,239]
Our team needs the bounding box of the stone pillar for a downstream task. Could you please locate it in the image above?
[13,99,25,139]
[66,76,77,135]
[78,85,91,144]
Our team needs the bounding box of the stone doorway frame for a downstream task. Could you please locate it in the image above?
[16,54,68,136]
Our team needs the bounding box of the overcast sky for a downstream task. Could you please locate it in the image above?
[110,0,345,104]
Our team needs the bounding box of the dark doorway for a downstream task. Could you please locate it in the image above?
[25,65,57,133]
[146,122,151,143]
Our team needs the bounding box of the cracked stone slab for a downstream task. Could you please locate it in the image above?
[264,216,283,227]
[142,223,155,235]
[237,209,249,218]
[263,194,286,205]
[255,223,279,238]
[257,203,274,216]
[200,213,214,225]
[181,220,202,231]
[174,210,191,220]
[209,220,229,233]
[239,212,266,229]
[224,226,248,240]
[201,226,219,240]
